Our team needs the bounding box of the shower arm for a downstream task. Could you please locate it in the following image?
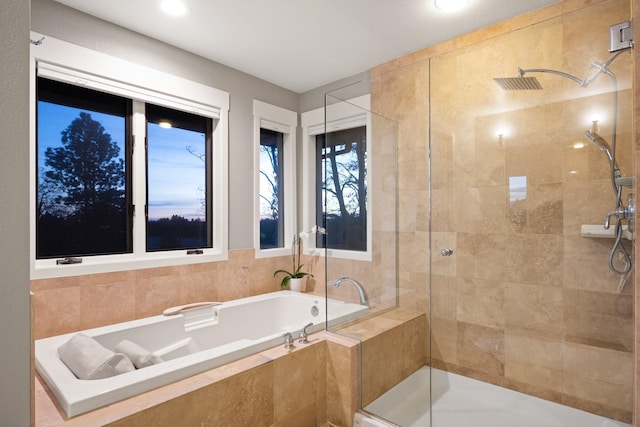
[518,67,584,85]
[519,50,624,87]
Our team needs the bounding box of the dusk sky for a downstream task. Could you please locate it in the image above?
[38,102,205,221]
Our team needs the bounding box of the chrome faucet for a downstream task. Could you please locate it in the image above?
[333,276,370,307]
[298,322,313,344]
[283,332,294,350]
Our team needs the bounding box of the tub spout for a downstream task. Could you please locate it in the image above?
[333,276,370,307]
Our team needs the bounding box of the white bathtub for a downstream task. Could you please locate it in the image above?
[35,290,369,418]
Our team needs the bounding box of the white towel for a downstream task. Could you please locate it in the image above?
[115,340,164,369]
[57,333,135,380]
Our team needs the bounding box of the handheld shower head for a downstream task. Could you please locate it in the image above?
[584,130,614,163]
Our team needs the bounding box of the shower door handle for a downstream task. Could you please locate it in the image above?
[440,248,453,257]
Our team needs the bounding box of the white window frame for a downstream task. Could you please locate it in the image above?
[253,100,297,258]
[301,94,372,261]
[30,32,230,279]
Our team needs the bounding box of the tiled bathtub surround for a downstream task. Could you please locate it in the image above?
[35,309,424,426]
[337,308,428,406]
[35,330,358,427]
[371,0,634,422]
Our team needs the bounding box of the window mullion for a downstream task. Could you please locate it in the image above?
[131,101,147,256]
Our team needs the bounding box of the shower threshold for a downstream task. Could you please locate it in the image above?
[364,367,630,427]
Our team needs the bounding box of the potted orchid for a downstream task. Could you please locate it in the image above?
[274,233,314,291]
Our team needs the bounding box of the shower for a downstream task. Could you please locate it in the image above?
[495,48,634,282]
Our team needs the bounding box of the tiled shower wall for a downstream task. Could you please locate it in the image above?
[371,0,634,422]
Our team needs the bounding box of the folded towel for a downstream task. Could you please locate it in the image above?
[115,340,164,369]
[58,333,135,380]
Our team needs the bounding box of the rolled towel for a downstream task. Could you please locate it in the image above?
[115,340,164,369]
[58,333,135,380]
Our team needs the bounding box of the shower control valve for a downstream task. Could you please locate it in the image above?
[604,209,626,229]
[604,193,635,231]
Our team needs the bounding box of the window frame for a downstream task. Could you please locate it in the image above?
[301,94,372,261]
[36,77,134,259]
[30,32,230,279]
[252,100,297,259]
[144,103,214,252]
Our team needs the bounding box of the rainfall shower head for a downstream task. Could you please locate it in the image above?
[493,76,543,90]
[494,67,543,90]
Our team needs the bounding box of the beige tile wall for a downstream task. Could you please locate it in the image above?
[371,0,635,423]
[30,249,295,339]
[338,308,428,406]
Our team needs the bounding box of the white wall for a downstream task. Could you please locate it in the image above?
[0,0,32,425]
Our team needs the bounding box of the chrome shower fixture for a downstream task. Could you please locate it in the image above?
[494,37,633,282]
[494,50,627,91]
[493,72,542,90]
[584,130,617,168]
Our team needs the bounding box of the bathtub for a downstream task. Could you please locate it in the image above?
[35,290,369,418]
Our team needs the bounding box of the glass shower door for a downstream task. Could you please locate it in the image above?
[429,1,634,425]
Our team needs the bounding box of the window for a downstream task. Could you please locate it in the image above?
[36,78,132,258]
[301,95,372,261]
[146,104,212,251]
[253,100,297,258]
[316,126,367,251]
[259,128,284,249]
[30,33,229,278]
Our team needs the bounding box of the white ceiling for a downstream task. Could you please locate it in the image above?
[53,0,561,93]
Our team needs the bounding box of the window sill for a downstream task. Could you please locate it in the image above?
[31,250,228,280]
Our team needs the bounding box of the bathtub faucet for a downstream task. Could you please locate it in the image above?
[283,332,294,350]
[332,276,370,307]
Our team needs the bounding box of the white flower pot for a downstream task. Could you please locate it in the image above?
[289,278,304,292]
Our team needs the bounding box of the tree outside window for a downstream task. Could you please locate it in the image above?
[37,78,130,258]
[316,126,367,251]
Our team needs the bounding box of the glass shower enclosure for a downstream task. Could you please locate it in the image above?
[321,89,399,317]
[328,0,634,426]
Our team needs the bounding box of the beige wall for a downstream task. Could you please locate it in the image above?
[372,0,635,423]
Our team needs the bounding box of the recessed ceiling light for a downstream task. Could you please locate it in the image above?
[159,0,189,17]
[434,0,471,12]
[158,121,172,128]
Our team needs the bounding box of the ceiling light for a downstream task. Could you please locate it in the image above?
[159,0,189,17]
[434,0,471,12]
[158,121,172,129]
